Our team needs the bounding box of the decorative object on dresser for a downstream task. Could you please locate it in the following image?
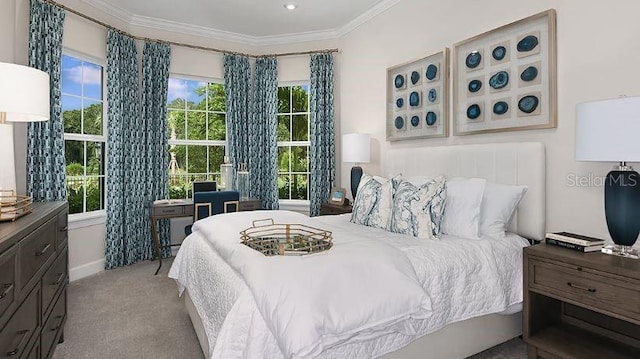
[319,202,352,216]
[452,9,557,135]
[342,133,370,199]
[0,201,68,359]
[0,62,50,201]
[0,190,32,222]
[545,232,605,252]
[219,156,234,191]
[387,49,450,140]
[576,96,640,259]
[329,188,347,205]
[236,163,250,200]
[523,244,640,359]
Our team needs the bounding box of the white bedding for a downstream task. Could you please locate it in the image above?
[168,211,529,359]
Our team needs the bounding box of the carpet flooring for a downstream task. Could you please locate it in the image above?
[53,259,527,359]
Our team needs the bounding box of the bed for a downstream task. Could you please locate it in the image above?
[169,142,546,359]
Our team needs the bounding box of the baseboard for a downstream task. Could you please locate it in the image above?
[69,258,105,282]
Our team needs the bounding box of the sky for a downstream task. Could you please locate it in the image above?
[61,55,103,111]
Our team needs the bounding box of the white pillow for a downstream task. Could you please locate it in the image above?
[441,177,486,239]
[479,183,528,239]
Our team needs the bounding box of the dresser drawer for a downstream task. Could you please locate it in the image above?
[0,286,39,359]
[0,247,16,321]
[41,292,65,359]
[41,249,67,320]
[25,339,39,359]
[153,206,183,216]
[20,219,56,290]
[55,211,68,250]
[529,258,640,321]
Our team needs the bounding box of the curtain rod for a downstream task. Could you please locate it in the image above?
[42,0,339,58]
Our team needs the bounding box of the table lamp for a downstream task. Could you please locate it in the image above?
[342,133,370,200]
[575,96,640,258]
[0,62,50,201]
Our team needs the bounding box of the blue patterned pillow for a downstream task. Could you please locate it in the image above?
[390,176,446,239]
[350,174,380,225]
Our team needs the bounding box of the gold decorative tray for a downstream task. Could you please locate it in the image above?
[240,218,333,256]
[0,190,33,222]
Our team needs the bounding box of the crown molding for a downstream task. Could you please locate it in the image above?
[79,0,132,24]
[78,0,400,47]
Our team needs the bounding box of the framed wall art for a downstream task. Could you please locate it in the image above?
[452,9,556,135]
[387,48,449,141]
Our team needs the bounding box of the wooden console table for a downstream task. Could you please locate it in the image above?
[150,198,261,275]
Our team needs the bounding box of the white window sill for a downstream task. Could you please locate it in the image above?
[279,200,310,213]
[68,210,107,230]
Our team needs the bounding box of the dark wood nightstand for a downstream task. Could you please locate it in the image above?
[319,202,352,215]
[523,244,640,359]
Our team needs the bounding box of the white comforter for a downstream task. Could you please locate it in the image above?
[169,211,528,359]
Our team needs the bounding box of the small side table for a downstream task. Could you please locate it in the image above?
[320,202,352,215]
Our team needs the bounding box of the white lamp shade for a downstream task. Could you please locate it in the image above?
[575,96,640,162]
[342,133,370,163]
[0,62,50,122]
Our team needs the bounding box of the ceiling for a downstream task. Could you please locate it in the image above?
[90,0,396,41]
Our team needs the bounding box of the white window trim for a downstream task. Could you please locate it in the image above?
[68,209,106,230]
[62,49,108,217]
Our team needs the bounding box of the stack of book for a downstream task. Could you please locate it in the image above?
[545,232,605,252]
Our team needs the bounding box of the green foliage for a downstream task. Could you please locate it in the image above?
[277,86,310,200]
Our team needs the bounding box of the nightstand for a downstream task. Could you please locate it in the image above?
[319,202,352,215]
[523,244,640,359]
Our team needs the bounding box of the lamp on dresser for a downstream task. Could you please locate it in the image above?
[0,62,50,220]
[575,96,640,258]
[342,133,370,200]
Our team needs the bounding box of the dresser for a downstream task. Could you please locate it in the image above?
[523,244,640,358]
[0,202,68,359]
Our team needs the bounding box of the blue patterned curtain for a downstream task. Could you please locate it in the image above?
[223,54,251,180]
[250,57,279,209]
[142,41,172,258]
[309,53,336,216]
[27,0,66,201]
[105,30,142,269]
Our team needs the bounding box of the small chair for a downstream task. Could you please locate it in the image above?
[185,190,240,235]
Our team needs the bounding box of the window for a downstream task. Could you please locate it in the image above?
[166,77,226,199]
[61,53,106,215]
[277,84,310,200]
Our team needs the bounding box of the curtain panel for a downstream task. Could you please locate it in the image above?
[223,54,251,181]
[250,57,279,210]
[309,53,336,216]
[27,0,66,201]
[142,41,172,258]
[105,30,142,269]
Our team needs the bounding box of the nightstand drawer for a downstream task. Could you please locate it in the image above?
[153,206,183,216]
[529,258,640,321]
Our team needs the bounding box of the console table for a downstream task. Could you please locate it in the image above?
[150,198,261,275]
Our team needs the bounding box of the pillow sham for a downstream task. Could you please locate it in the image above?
[350,174,397,230]
[390,176,446,240]
[441,177,486,239]
[479,183,528,239]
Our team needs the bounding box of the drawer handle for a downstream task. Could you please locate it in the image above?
[53,272,65,286]
[50,315,64,332]
[0,283,13,299]
[35,243,51,257]
[567,282,596,293]
[59,226,68,232]
[6,329,29,356]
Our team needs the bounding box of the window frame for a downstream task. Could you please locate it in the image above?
[276,81,311,205]
[61,48,108,224]
[166,74,227,199]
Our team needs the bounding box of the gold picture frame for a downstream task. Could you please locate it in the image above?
[452,9,557,135]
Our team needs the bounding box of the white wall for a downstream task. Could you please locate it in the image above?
[337,0,640,243]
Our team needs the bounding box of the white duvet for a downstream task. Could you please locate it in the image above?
[169,210,528,359]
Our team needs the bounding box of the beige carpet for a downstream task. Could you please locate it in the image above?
[53,258,526,359]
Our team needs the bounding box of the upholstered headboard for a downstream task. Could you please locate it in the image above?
[383,142,546,241]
